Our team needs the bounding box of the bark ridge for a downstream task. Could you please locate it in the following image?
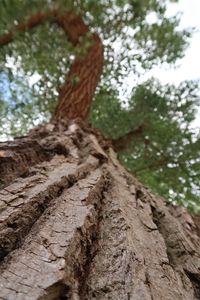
[0,121,200,300]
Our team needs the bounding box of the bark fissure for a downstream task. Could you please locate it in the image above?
[62,169,111,299]
[39,281,70,300]
[0,165,110,299]
[0,139,54,189]
[185,271,200,300]
[0,122,200,299]
[0,122,112,300]
[150,201,200,299]
[0,123,106,263]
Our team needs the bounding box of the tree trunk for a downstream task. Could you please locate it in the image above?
[1,8,200,300]
[0,120,200,300]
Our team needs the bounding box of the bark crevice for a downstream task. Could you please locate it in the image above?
[0,139,53,189]
[0,123,106,263]
[185,271,200,300]
[0,122,200,299]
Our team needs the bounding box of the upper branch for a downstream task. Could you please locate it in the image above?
[112,125,145,152]
[0,8,104,121]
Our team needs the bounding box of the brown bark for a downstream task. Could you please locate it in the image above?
[0,137,53,188]
[54,12,103,121]
[0,10,103,121]
[0,121,200,300]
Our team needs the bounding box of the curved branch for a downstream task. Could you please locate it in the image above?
[0,11,56,47]
[112,125,145,152]
[133,158,169,174]
[54,12,103,121]
[0,9,103,121]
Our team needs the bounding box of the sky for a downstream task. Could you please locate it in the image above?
[148,0,200,84]
[123,0,200,129]
[160,0,200,128]
[123,0,200,86]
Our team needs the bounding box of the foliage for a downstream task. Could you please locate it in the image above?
[0,0,199,212]
[91,79,200,212]
[0,0,191,137]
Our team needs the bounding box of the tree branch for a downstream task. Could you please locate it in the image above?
[0,11,56,47]
[133,158,169,174]
[112,125,146,152]
[0,8,103,121]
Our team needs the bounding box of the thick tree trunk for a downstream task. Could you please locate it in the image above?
[0,120,200,300]
[1,8,200,300]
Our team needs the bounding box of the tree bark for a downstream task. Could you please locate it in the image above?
[0,120,200,300]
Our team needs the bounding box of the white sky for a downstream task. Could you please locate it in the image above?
[158,0,200,129]
[148,0,200,84]
[124,0,200,85]
[123,0,200,129]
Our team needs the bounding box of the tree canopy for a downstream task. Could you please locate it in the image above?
[0,0,199,212]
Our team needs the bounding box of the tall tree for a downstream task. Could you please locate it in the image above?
[0,1,200,299]
[0,0,199,211]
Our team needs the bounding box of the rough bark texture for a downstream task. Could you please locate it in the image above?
[0,121,200,300]
[53,12,103,121]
